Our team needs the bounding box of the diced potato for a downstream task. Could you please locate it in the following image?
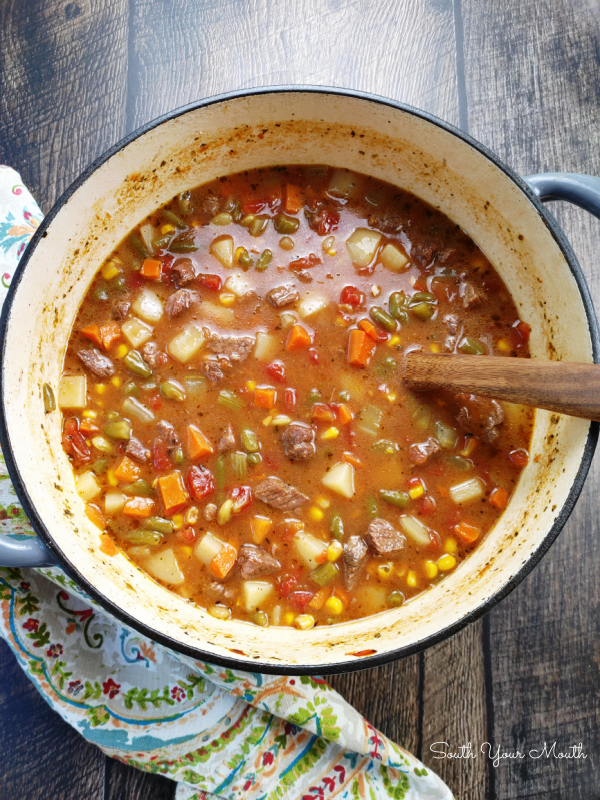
[139,222,156,256]
[297,294,327,319]
[132,288,163,323]
[122,397,155,424]
[121,318,154,349]
[168,325,205,364]
[200,300,235,326]
[449,477,485,505]
[76,471,101,501]
[224,273,252,298]
[399,515,431,547]
[210,235,234,268]
[194,531,224,565]
[355,584,387,613]
[294,531,328,570]
[322,462,355,499]
[339,369,367,401]
[254,332,280,361]
[346,228,382,268]
[380,243,409,272]
[242,580,273,611]
[104,490,125,516]
[144,548,185,585]
[58,375,87,409]
[328,169,362,199]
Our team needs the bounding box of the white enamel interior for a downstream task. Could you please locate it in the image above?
[2,91,593,670]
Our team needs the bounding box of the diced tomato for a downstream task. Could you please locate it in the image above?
[152,438,173,472]
[289,253,321,272]
[275,520,304,542]
[277,568,302,597]
[288,591,315,612]
[445,508,462,531]
[147,391,162,411]
[229,486,253,513]
[284,388,297,411]
[177,527,197,543]
[308,207,339,236]
[62,418,91,465]
[419,495,437,516]
[513,320,531,343]
[198,273,222,291]
[428,530,442,551]
[308,348,319,364]
[311,403,336,423]
[160,254,174,276]
[266,360,286,383]
[413,276,428,292]
[509,448,529,467]
[425,462,446,476]
[242,198,267,215]
[406,476,423,490]
[186,465,215,501]
[127,272,143,290]
[340,285,364,307]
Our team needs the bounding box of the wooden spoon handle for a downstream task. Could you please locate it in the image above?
[403,352,600,422]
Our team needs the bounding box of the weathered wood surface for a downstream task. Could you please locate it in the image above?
[0,1,598,798]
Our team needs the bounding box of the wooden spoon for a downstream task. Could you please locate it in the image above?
[403,351,600,422]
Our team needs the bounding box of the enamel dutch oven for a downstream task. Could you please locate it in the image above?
[1,87,600,674]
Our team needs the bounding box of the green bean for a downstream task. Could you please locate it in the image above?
[128,233,148,258]
[330,515,344,541]
[126,529,163,546]
[237,248,254,269]
[143,517,174,535]
[217,390,243,412]
[160,380,185,401]
[173,447,185,465]
[231,452,247,479]
[215,454,226,491]
[241,429,260,453]
[411,291,436,303]
[380,489,410,508]
[123,479,154,497]
[123,381,139,397]
[177,190,193,216]
[92,457,109,476]
[410,302,435,321]
[338,390,350,402]
[249,216,268,237]
[247,452,262,466]
[123,350,152,378]
[389,291,408,321]
[255,249,273,272]
[307,388,321,405]
[388,590,405,607]
[310,562,340,587]
[163,209,186,229]
[274,214,299,235]
[113,275,127,291]
[103,420,131,440]
[365,495,379,517]
[153,233,174,250]
[370,306,397,332]
[459,336,486,355]
[42,383,56,413]
[170,239,198,253]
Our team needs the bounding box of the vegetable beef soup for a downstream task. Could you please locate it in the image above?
[56,165,533,629]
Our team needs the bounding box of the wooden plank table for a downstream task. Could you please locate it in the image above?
[0,1,598,797]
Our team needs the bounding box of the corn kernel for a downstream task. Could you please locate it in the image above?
[315,496,330,509]
[283,612,295,626]
[101,262,121,281]
[308,506,324,523]
[172,514,185,531]
[114,344,128,359]
[294,614,315,630]
[181,545,193,558]
[387,335,401,347]
[324,596,343,615]
[408,483,425,500]
[377,563,393,579]
[111,376,122,388]
[262,415,273,427]
[246,380,256,392]
[438,554,457,572]
[430,343,440,353]
[82,410,97,419]
[321,426,339,441]
[327,540,343,562]
[445,537,458,554]
[94,383,107,395]
[185,506,199,526]
[371,285,381,297]
[424,560,438,579]
[497,338,512,352]
[107,469,118,487]
[386,392,397,403]
[406,570,418,588]
[219,292,236,307]
[161,224,175,234]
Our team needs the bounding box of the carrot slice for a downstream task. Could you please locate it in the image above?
[250,515,272,544]
[338,404,354,425]
[157,471,189,515]
[187,425,214,460]
[80,324,103,348]
[254,387,277,409]
[140,258,162,280]
[113,455,142,483]
[455,521,481,544]
[99,533,119,556]
[85,503,107,530]
[209,543,238,579]
[347,329,375,367]
[311,403,335,423]
[285,324,312,352]
[79,419,99,434]
[342,451,363,468]
[284,184,303,214]
[123,496,155,519]
[308,587,330,610]
[489,486,509,510]
[99,321,122,350]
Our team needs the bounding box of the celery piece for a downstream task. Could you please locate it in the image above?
[126,529,163,546]
[123,479,154,497]
[380,489,410,508]
[459,336,486,355]
[143,517,174,535]
[241,429,260,453]
[436,421,459,449]
[184,374,208,397]
[310,561,340,587]
[231,452,248,479]
[42,383,56,413]
[412,405,431,432]
[446,455,473,471]
[217,390,243,412]
[358,405,382,436]
[123,350,152,378]
[103,420,132,440]
[92,457,109,476]
[160,380,186,401]
[215,454,226,490]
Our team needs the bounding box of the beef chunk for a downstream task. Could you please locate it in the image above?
[365,518,406,557]
[207,580,235,602]
[368,208,404,234]
[218,424,235,452]
[343,536,369,591]
[455,394,505,444]
[462,282,484,309]
[204,503,217,521]
[124,437,150,463]
[200,191,220,217]
[237,544,281,580]
[267,284,299,308]
[255,476,309,511]
[77,348,114,379]
[112,300,130,320]
[296,269,313,284]
[171,257,196,286]
[411,240,439,267]
[165,288,198,318]
[443,313,463,353]
[205,332,255,362]
[409,437,441,466]
[157,420,179,451]
[281,422,315,461]
[201,357,230,384]
[140,341,162,368]
[437,248,457,264]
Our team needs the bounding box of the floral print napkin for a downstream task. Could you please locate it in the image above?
[0,166,452,800]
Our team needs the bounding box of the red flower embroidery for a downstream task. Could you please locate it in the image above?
[46,643,63,658]
[23,618,39,633]
[102,678,121,699]
[262,751,274,766]
[171,686,185,702]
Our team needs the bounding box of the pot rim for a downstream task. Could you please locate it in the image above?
[1,84,598,675]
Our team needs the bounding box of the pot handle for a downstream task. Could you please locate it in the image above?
[524,173,600,219]
[0,534,57,568]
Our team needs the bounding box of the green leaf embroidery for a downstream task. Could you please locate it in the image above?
[381,765,410,799]
[83,680,102,701]
[86,705,110,727]
[51,660,73,690]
